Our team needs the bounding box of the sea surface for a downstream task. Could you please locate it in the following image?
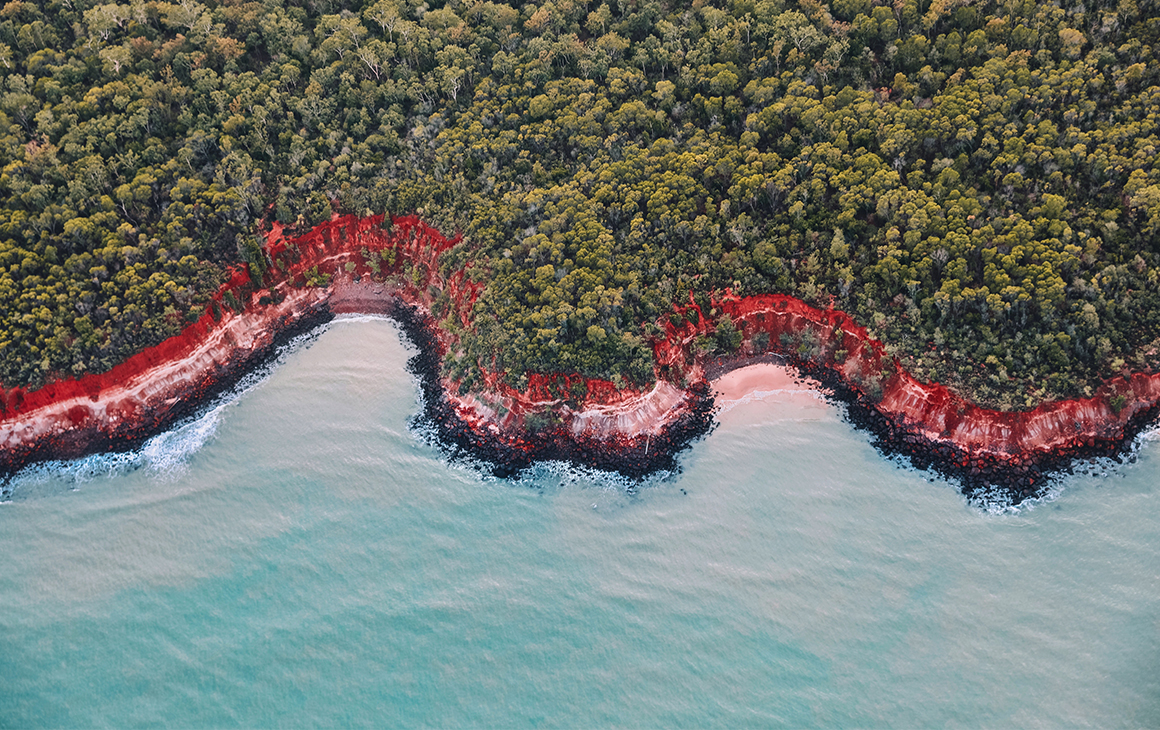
[2,317,1158,728]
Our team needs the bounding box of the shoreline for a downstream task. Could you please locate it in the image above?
[711,363,819,404]
[3,214,1158,502]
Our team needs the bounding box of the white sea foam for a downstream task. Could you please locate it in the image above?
[332,312,397,325]
[0,450,141,501]
[516,458,675,492]
[1132,420,1160,447]
[963,448,1142,515]
[1,323,331,502]
[406,408,677,491]
[967,483,1061,515]
[140,402,223,479]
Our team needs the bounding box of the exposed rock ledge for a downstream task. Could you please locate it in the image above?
[2,214,1156,502]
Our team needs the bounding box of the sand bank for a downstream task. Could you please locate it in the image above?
[712,363,819,403]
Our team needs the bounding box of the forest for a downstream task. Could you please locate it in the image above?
[0,0,1157,410]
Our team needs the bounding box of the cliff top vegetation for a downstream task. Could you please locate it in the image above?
[0,0,1158,409]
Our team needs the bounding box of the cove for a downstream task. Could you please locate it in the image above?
[2,317,1158,727]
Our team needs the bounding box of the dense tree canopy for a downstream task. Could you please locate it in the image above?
[0,0,1158,408]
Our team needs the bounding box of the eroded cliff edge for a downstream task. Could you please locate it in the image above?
[2,215,1156,502]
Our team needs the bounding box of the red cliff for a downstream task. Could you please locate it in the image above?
[657,291,1156,460]
[2,215,1155,499]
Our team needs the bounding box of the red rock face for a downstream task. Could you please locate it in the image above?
[1,215,1156,483]
[654,289,1157,462]
[0,214,450,468]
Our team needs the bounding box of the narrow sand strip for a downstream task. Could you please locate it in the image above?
[712,363,820,403]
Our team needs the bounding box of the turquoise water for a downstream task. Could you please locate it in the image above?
[2,317,1158,727]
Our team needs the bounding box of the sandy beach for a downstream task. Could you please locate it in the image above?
[712,363,821,403]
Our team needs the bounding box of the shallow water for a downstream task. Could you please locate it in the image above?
[2,317,1158,727]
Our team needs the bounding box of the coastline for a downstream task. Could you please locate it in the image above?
[711,364,819,403]
[2,214,1158,502]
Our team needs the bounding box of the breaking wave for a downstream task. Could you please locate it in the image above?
[1,324,330,502]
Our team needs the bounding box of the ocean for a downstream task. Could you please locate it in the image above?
[2,316,1158,727]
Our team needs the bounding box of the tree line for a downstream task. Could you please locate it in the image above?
[0,0,1157,409]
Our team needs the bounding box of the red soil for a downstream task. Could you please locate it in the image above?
[2,214,1156,475]
[657,289,1157,458]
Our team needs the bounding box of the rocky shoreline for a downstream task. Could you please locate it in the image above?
[3,214,1159,503]
[389,300,716,479]
[784,351,1149,503]
[0,307,336,478]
